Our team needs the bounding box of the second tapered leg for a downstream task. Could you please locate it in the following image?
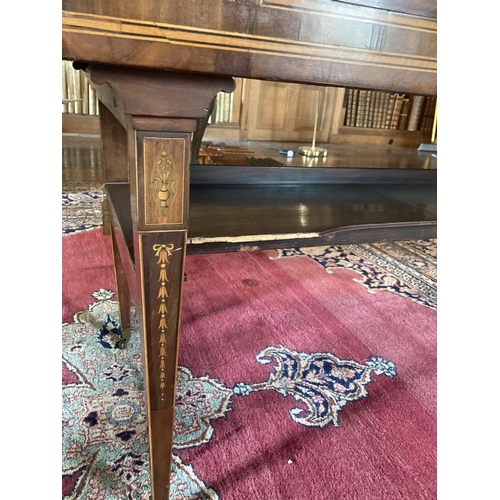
[111,228,131,349]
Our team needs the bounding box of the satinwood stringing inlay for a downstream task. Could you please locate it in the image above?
[153,243,174,401]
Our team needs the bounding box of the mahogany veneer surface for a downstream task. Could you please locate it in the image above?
[62,0,437,95]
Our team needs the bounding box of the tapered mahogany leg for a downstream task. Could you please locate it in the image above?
[110,228,131,348]
[98,104,129,235]
[98,104,129,183]
[133,231,186,498]
[86,64,235,500]
[129,131,192,498]
[99,95,131,342]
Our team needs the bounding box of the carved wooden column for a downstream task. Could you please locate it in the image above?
[88,65,235,500]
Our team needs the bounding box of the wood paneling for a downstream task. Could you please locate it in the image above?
[246,80,338,142]
[62,113,100,134]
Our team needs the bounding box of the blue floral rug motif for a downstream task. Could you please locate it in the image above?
[62,292,397,498]
[62,190,104,235]
[234,345,396,428]
[62,291,229,500]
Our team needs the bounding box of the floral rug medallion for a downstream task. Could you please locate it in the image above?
[63,291,397,498]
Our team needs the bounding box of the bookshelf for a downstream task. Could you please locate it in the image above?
[62,61,101,134]
[343,89,436,133]
[336,89,436,147]
[61,62,435,147]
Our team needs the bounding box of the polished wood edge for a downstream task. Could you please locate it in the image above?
[62,11,436,95]
[106,181,436,254]
[149,408,175,499]
[186,222,437,254]
[99,104,130,182]
[110,228,131,334]
[62,6,436,36]
[318,219,436,237]
[102,198,111,235]
[190,164,437,185]
[131,117,197,133]
[63,12,436,69]
[259,0,437,24]
[87,65,235,121]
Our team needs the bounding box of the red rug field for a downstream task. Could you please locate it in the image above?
[62,227,437,500]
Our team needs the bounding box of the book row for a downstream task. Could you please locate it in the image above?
[62,60,99,115]
[344,89,436,132]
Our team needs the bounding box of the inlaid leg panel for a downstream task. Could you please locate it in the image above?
[134,231,187,499]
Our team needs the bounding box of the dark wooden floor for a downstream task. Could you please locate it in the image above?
[68,132,436,253]
[62,134,104,187]
[62,133,437,187]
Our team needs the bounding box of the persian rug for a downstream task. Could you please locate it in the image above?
[63,190,104,235]
[62,197,437,499]
[273,241,437,309]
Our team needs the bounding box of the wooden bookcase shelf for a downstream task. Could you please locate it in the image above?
[334,127,431,148]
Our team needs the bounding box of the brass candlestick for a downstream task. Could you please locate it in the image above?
[299,88,327,158]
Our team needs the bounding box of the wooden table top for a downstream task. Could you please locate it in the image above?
[62,0,437,95]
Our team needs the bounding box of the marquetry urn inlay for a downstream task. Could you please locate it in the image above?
[143,137,185,226]
[151,149,176,215]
